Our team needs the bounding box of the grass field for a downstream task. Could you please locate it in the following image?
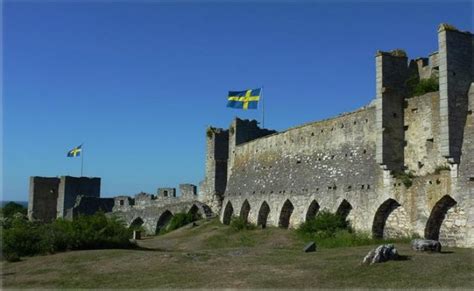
[2,218,473,289]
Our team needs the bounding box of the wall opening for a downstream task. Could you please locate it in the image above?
[305,200,320,221]
[163,190,168,197]
[130,217,144,229]
[156,210,173,234]
[240,199,251,223]
[336,199,352,220]
[188,204,202,221]
[279,199,294,229]
[425,195,457,240]
[223,201,234,225]
[372,199,401,238]
[257,201,270,228]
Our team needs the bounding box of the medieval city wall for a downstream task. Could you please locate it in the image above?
[223,106,382,231]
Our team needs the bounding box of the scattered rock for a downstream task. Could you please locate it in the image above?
[362,244,398,264]
[411,239,442,252]
[303,242,316,253]
[228,249,245,257]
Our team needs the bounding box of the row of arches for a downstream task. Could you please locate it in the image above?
[129,204,205,235]
[222,194,461,241]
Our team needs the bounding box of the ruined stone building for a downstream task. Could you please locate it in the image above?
[28,24,473,247]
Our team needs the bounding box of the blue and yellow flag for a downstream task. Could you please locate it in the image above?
[227,88,261,110]
[67,145,82,157]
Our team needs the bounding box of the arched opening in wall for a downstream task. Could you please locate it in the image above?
[240,200,251,223]
[305,200,320,221]
[156,210,173,234]
[425,195,457,240]
[336,199,352,220]
[372,199,402,239]
[130,217,144,230]
[223,201,234,225]
[188,204,202,221]
[257,201,270,228]
[279,199,294,229]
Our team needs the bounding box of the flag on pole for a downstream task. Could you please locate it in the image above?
[227,88,261,110]
[67,144,82,157]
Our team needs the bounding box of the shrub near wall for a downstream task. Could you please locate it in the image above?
[1,212,135,262]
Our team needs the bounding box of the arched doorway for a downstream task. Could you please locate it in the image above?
[372,199,402,239]
[156,210,173,234]
[425,195,457,240]
[130,217,144,230]
[188,204,202,221]
[305,200,320,221]
[279,199,294,229]
[336,199,352,220]
[223,201,234,225]
[240,200,251,223]
[257,201,270,228]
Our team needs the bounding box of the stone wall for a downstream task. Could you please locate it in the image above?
[66,196,114,220]
[207,24,474,247]
[404,92,447,175]
[28,177,60,222]
[57,176,101,218]
[438,25,473,162]
[223,106,380,230]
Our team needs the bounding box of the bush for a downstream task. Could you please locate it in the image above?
[407,76,439,97]
[230,217,256,231]
[1,202,27,218]
[392,170,415,188]
[1,212,134,262]
[298,210,350,237]
[159,212,195,235]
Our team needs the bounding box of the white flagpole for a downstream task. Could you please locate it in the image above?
[81,143,84,177]
[261,86,265,128]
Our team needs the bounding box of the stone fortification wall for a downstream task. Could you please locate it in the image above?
[57,176,101,219]
[224,106,380,230]
[28,177,60,222]
[404,91,447,175]
[112,201,213,235]
[214,24,474,247]
[66,196,114,220]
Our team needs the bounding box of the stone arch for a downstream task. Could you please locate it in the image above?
[336,199,352,220]
[279,199,294,229]
[257,201,270,228]
[305,200,320,221]
[130,217,144,229]
[372,199,405,239]
[188,204,203,221]
[156,210,173,234]
[223,201,234,225]
[425,195,457,240]
[240,199,251,223]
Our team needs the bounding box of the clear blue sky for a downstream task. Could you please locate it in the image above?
[3,0,472,201]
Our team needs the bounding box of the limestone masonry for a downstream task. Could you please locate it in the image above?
[29,24,474,247]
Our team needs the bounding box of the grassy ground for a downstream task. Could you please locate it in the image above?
[2,218,473,289]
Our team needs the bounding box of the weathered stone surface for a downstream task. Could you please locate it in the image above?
[303,242,316,253]
[411,239,442,252]
[363,244,399,264]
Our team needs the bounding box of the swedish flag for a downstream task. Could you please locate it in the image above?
[67,145,82,157]
[227,88,261,110]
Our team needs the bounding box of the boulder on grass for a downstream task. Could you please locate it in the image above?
[362,244,398,265]
[303,242,316,253]
[411,239,442,252]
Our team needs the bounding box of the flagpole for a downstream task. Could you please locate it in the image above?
[81,143,84,177]
[261,86,265,128]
